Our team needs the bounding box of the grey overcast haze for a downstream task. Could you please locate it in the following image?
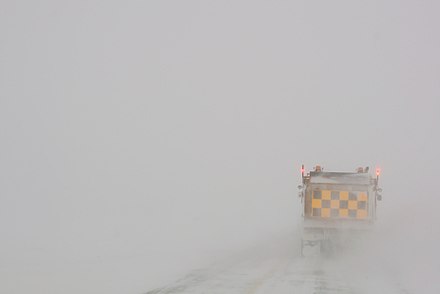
[1,1,440,293]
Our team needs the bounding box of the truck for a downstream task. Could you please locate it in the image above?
[298,165,382,256]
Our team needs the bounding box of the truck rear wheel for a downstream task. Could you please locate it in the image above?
[300,239,320,257]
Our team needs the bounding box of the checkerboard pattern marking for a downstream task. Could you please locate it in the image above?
[311,190,368,219]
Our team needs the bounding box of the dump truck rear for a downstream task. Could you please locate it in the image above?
[298,165,382,256]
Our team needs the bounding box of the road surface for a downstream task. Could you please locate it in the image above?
[145,233,410,294]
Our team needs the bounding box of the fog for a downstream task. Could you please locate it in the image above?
[1,1,439,293]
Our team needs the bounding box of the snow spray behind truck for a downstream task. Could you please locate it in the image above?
[298,165,382,256]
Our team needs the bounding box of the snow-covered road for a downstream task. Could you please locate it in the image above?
[146,234,410,294]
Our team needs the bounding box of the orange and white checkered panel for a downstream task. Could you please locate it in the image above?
[311,190,368,219]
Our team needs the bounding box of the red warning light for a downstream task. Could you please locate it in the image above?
[301,165,305,174]
[376,168,381,176]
